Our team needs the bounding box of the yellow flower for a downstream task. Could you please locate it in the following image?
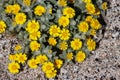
[90,18,101,30]
[36,54,48,64]
[26,20,40,33]
[5,5,13,13]
[82,0,91,3]
[90,29,96,36]
[34,5,46,16]
[63,7,75,18]
[46,70,57,78]
[59,29,70,40]
[71,38,82,50]
[28,58,38,68]
[5,4,20,14]
[58,16,69,27]
[102,2,108,10]
[58,0,67,7]
[59,41,68,50]
[0,20,6,33]
[49,25,60,37]
[30,41,40,51]
[78,21,89,33]
[23,0,31,6]
[15,13,26,25]
[42,62,54,73]
[12,4,20,14]
[29,31,41,40]
[14,44,22,51]
[54,59,63,69]
[66,52,73,60]
[87,38,96,51]
[85,16,93,23]
[76,51,86,62]
[17,53,27,64]
[48,37,57,46]
[8,54,18,61]
[8,62,20,74]
[86,3,96,14]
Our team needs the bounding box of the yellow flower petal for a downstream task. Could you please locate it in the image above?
[28,58,38,68]
[76,51,86,62]
[8,62,20,74]
[71,38,82,50]
[15,13,26,25]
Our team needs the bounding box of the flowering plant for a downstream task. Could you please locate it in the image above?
[0,0,107,79]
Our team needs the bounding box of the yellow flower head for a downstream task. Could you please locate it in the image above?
[0,20,6,33]
[58,0,67,7]
[14,44,22,51]
[90,18,101,30]
[15,13,26,25]
[9,54,18,61]
[49,25,60,37]
[5,5,13,13]
[28,58,38,68]
[48,37,57,46]
[54,59,63,69]
[23,0,31,6]
[85,16,93,23]
[71,38,82,50]
[12,4,20,14]
[63,7,75,18]
[59,29,70,40]
[59,41,68,50]
[76,51,86,62]
[29,31,41,40]
[78,21,89,33]
[82,0,91,3]
[36,54,48,64]
[46,70,57,78]
[34,5,46,16]
[87,38,96,51]
[90,29,96,36]
[86,3,96,14]
[42,62,54,73]
[26,20,40,33]
[66,52,73,60]
[58,16,69,27]
[17,53,27,64]
[8,62,20,74]
[30,41,40,51]
[102,2,108,10]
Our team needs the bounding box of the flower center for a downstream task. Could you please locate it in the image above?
[12,65,17,70]
[31,61,36,66]
[19,16,24,21]
[19,56,24,61]
[46,65,52,70]
[74,41,79,46]
[67,9,72,14]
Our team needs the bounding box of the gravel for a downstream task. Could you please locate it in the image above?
[0,0,120,80]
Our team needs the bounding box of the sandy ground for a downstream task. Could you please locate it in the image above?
[0,0,120,80]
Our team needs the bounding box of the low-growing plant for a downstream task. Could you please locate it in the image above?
[0,0,107,79]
